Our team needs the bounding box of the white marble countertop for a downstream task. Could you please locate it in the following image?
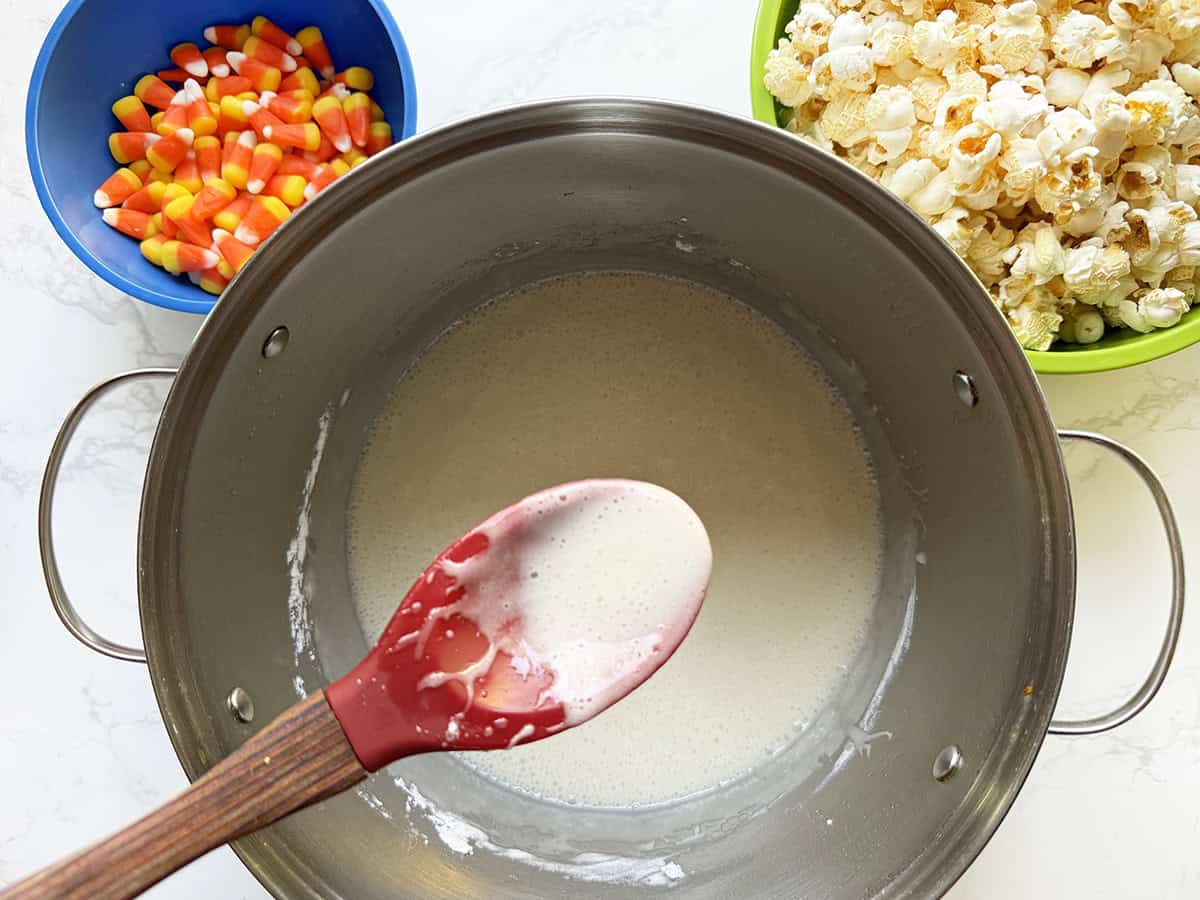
[2,1,1198,897]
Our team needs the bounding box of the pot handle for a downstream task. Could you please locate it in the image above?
[38,369,176,664]
[1049,429,1185,735]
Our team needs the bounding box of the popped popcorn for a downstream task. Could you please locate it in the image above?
[1120,286,1190,329]
[765,0,1200,347]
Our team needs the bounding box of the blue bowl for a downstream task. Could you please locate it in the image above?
[26,0,418,315]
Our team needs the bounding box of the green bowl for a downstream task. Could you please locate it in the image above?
[750,0,1200,373]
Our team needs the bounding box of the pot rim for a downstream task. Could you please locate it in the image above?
[136,98,1075,900]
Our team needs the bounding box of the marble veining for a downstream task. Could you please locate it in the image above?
[2,1,1198,897]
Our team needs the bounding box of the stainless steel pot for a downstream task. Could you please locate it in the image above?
[40,100,1185,899]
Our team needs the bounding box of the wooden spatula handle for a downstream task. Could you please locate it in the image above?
[3,692,366,900]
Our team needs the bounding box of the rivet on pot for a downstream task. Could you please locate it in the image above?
[262,326,290,359]
[227,687,255,723]
[932,744,964,782]
[953,371,978,408]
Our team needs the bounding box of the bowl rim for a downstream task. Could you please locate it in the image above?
[749,0,1200,374]
[25,0,419,316]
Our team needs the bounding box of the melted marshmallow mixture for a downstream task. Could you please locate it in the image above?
[348,272,883,808]
[421,480,711,729]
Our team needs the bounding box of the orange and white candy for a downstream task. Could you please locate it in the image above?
[161,240,220,275]
[163,193,213,247]
[203,24,251,51]
[343,93,372,148]
[100,16,396,295]
[296,26,335,79]
[212,193,253,233]
[146,127,194,172]
[102,208,160,240]
[170,42,208,78]
[312,95,352,153]
[221,130,257,189]
[121,180,168,214]
[134,74,176,110]
[234,195,290,245]
[193,178,238,220]
[112,96,152,132]
[109,132,160,164]
[204,47,232,78]
[173,151,203,194]
[212,228,256,272]
[93,167,142,207]
[251,16,303,56]
[241,36,297,73]
[194,135,222,183]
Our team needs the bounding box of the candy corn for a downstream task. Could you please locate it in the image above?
[207,75,254,100]
[98,17,397,296]
[141,233,169,266]
[147,127,194,172]
[235,195,290,245]
[263,173,307,207]
[251,16,303,56]
[366,122,392,156]
[164,194,213,246]
[340,148,367,169]
[204,25,251,51]
[158,93,189,134]
[122,180,168,214]
[157,184,191,239]
[280,66,320,95]
[157,68,192,84]
[212,193,252,232]
[135,74,176,110]
[173,152,203,193]
[318,82,351,103]
[312,95,352,153]
[184,80,217,136]
[204,47,232,78]
[171,42,208,78]
[242,36,297,72]
[343,93,371,148]
[112,96,152,132]
[218,94,250,134]
[193,266,230,295]
[226,53,282,93]
[242,99,279,139]
[221,130,257,188]
[302,132,337,163]
[247,141,283,193]
[303,163,339,201]
[194,135,222,183]
[262,118,319,152]
[193,178,238,219]
[278,154,322,179]
[265,89,313,125]
[212,228,256,272]
[296,26,335,79]
[161,240,220,275]
[102,208,159,240]
[334,67,374,92]
[109,132,160,164]
[93,168,142,208]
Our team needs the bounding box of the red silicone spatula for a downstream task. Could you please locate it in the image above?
[4,479,711,900]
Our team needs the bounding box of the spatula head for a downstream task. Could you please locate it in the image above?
[325,479,711,772]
